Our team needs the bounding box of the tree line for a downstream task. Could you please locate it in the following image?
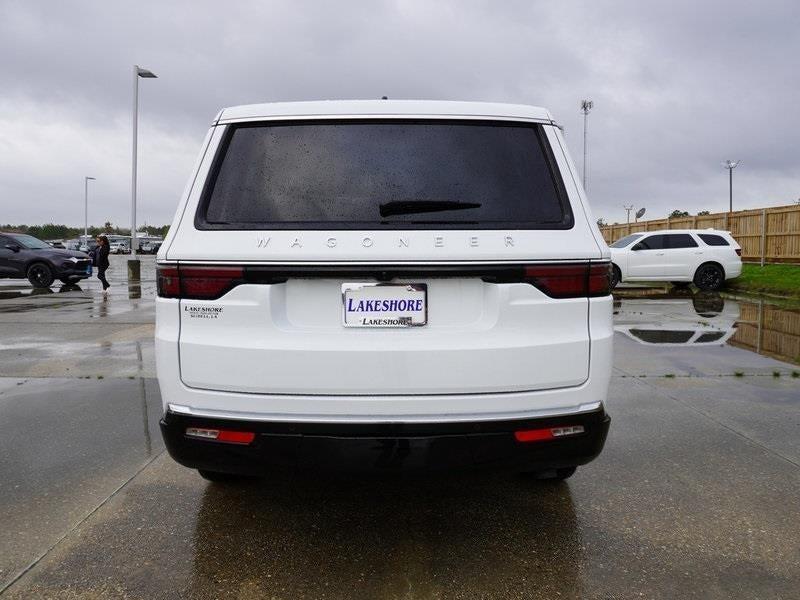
[1,223,170,240]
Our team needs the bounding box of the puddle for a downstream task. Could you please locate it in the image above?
[614,288,800,366]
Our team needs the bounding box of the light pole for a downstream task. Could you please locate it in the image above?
[84,176,95,245]
[580,99,594,191]
[130,65,157,276]
[724,160,740,213]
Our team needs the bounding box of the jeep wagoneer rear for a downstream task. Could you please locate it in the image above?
[156,100,612,480]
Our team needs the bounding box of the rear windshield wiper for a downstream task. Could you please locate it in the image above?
[379,200,481,218]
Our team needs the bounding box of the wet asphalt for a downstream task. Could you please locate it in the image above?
[0,257,799,599]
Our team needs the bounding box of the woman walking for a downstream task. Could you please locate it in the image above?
[94,235,111,295]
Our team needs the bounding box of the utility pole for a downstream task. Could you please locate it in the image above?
[623,205,634,225]
[724,160,740,213]
[580,99,593,191]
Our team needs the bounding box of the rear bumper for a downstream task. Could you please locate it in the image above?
[160,407,610,474]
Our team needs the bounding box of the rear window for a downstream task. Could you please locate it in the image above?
[698,234,729,246]
[197,120,573,230]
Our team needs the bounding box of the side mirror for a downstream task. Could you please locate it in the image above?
[631,243,644,251]
[5,244,20,252]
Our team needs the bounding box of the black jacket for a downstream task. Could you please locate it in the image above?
[95,245,110,269]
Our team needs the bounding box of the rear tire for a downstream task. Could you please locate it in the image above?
[610,265,621,290]
[27,263,54,288]
[693,263,725,291]
[197,469,249,483]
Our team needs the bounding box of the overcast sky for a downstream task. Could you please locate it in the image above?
[1,0,798,228]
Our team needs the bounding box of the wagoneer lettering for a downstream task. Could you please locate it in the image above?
[156,100,612,482]
[255,234,520,251]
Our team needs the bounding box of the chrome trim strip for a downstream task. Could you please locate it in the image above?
[158,259,611,266]
[167,401,604,424]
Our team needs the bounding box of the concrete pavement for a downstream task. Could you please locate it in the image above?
[1,268,799,599]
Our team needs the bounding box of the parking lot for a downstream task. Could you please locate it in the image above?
[1,255,799,599]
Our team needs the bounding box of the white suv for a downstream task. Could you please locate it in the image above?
[609,229,742,290]
[155,100,612,481]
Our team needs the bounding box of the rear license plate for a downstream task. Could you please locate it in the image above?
[342,283,427,328]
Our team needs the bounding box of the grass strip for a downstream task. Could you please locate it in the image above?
[725,263,800,298]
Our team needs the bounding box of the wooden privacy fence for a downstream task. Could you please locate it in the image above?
[730,300,800,365]
[599,204,800,263]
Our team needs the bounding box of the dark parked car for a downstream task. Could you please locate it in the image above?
[0,232,93,288]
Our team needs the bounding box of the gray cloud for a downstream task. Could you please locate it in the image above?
[1,0,798,228]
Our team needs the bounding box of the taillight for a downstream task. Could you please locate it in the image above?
[156,262,612,299]
[523,262,611,298]
[735,248,742,257]
[180,266,244,299]
[514,425,585,443]
[157,266,180,297]
[588,263,613,296]
[157,265,244,299]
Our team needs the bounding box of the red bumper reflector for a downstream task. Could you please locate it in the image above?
[514,425,585,443]
[186,427,255,444]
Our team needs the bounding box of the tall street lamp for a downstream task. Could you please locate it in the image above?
[84,176,95,244]
[580,99,594,192]
[724,159,741,213]
[130,65,157,274]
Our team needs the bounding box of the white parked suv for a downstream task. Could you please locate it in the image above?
[155,100,612,481]
[609,230,742,291]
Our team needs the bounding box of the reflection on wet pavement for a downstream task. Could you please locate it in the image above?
[731,299,800,366]
[614,288,800,366]
[0,255,156,316]
[0,256,157,378]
